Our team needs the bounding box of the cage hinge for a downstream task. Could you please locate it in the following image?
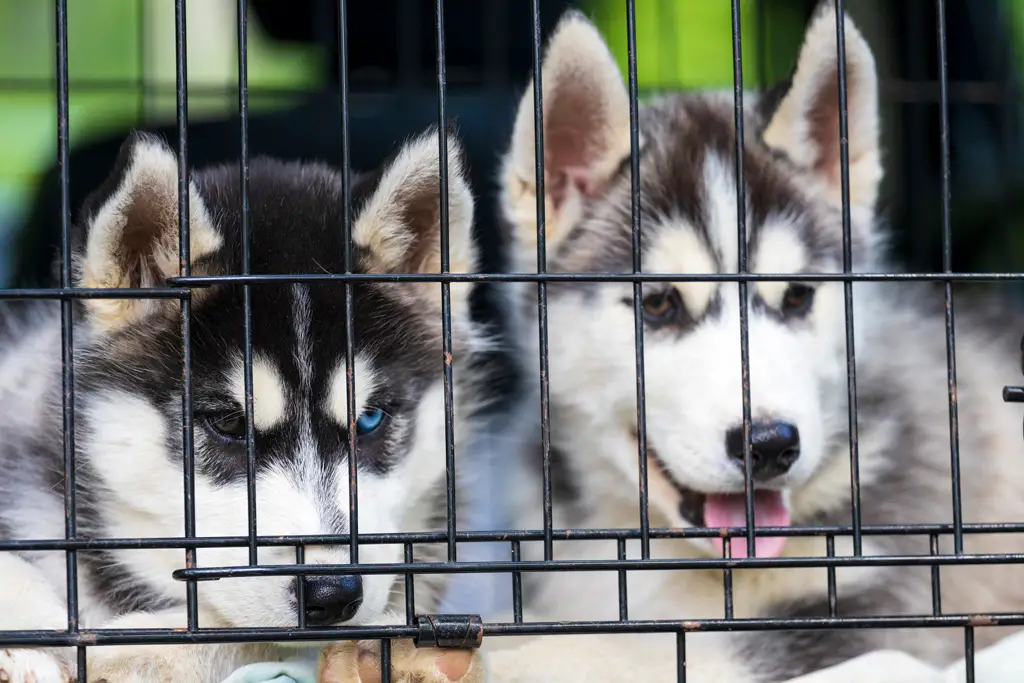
[1003,334,1024,440]
[412,614,484,649]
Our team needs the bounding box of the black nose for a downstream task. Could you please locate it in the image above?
[725,421,800,481]
[298,574,363,625]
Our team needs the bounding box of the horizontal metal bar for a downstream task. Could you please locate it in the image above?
[4,521,1024,553]
[0,625,418,647]
[166,272,1024,287]
[0,77,1011,104]
[3,274,1020,301]
[2,612,1021,649]
[0,288,190,300]
[172,552,1024,583]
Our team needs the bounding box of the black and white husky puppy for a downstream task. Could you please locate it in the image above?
[0,127,501,683]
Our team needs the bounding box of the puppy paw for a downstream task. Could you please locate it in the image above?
[318,640,484,683]
[0,649,73,683]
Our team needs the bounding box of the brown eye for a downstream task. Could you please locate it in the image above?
[781,284,815,317]
[641,289,680,324]
[204,413,247,441]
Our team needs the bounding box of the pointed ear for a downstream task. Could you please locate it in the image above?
[74,132,223,333]
[354,127,477,307]
[501,10,632,272]
[762,5,881,210]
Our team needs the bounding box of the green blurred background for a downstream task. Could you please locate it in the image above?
[2,0,1024,288]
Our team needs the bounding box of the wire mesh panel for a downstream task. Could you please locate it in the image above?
[1,1,1024,682]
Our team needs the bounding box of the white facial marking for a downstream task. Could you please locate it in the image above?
[702,153,742,272]
[325,355,381,426]
[753,219,812,306]
[226,354,288,431]
[646,224,718,318]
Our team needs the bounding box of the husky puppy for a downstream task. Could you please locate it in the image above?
[455,4,1024,682]
[0,129,496,683]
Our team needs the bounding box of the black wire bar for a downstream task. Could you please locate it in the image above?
[2,0,1021,676]
[236,0,259,567]
[528,0,555,563]
[54,0,87,679]
[2,611,1023,649]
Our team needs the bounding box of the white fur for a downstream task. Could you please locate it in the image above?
[325,356,380,428]
[225,354,289,431]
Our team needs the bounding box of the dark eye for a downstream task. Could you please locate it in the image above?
[203,413,247,441]
[355,407,387,435]
[641,288,682,324]
[781,284,815,317]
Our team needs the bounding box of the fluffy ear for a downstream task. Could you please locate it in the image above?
[74,132,223,333]
[353,128,477,305]
[761,4,882,210]
[500,10,632,272]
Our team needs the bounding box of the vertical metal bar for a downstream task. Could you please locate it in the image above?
[237,0,258,568]
[528,0,554,562]
[617,538,628,620]
[676,632,687,683]
[934,0,963,556]
[433,0,458,563]
[723,538,734,620]
[930,533,942,615]
[511,541,523,624]
[832,0,864,557]
[625,0,652,561]
[963,627,975,683]
[337,0,359,566]
[174,0,200,631]
[380,638,392,683]
[55,0,84,678]
[826,535,837,617]
[295,545,307,628]
[404,543,416,625]
[729,0,756,559]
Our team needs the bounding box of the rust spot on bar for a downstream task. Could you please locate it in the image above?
[682,620,702,631]
[967,614,995,627]
[444,351,453,365]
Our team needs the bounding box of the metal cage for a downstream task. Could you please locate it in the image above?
[2,1,1024,681]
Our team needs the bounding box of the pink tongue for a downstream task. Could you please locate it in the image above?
[704,491,791,559]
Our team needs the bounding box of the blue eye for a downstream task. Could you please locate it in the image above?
[355,407,386,435]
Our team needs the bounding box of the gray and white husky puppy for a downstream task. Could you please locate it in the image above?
[453,4,1024,682]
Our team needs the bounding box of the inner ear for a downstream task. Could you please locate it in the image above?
[75,132,222,332]
[117,186,178,287]
[354,129,477,279]
[805,69,843,183]
[760,6,881,208]
[404,187,444,274]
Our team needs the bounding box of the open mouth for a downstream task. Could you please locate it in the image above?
[636,434,792,559]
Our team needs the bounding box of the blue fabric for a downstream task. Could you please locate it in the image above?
[217,659,318,683]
